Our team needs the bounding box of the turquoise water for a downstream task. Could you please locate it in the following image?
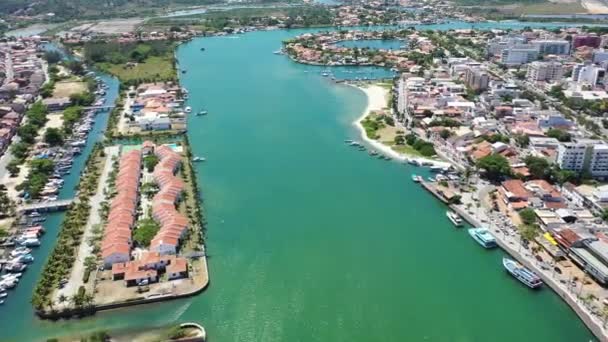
[335,39,407,50]
[0,21,603,341]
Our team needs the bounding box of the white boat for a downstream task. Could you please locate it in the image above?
[22,238,41,247]
[411,174,421,182]
[185,106,192,113]
[503,257,543,289]
[273,49,283,55]
[192,156,206,162]
[446,210,463,227]
[196,110,208,116]
[0,293,6,299]
[10,247,31,258]
[468,228,497,249]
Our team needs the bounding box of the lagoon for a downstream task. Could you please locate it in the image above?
[0,20,603,341]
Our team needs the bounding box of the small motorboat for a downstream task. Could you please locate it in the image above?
[196,110,208,116]
[192,156,206,162]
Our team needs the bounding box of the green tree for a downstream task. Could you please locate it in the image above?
[476,154,511,181]
[547,128,571,142]
[44,128,64,146]
[524,155,549,179]
[519,208,537,225]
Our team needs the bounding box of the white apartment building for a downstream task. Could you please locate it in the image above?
[501,46,539,66]
[530,40,570,55]
[526,61,563,82]
[557,140,608,179]
[557,142,587,172]
[573,63,606,87]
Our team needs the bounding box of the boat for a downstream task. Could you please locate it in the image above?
[10,247,31,258]
[182,69,187,74]
[21,238,41,247]
[468,228,497,249]
[185,106,192,113]
[192,156,206,162]
[411,174,421,182]
[407,158,421,166]
[201,47,206,51]
[6,263,27,273]
[369,150,378,156]
[321,72,330,77]
[427,176,435,182]
[446,210,463,227]
[0,293,6,299]
[503,257,543,289]
[16,254,34,263]
[196,110,208,116]
[273,49,282,55]
[430,165,443,172]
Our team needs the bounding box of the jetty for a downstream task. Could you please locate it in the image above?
[18,199,74,214]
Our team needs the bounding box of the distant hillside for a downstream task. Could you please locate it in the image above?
[0,0,225,20]
[456,0,544,5]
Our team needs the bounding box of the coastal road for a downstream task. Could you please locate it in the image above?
[54,145,119,305]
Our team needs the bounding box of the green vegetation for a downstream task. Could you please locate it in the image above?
[16,159,55,199]
[83,41,176,84]
[44,128,64,147]
[133,218,161,247]
[0,185,15,219]
[519,208,537,225]
[144,154,160,172]
[518,223,541,242]
[405,134,436,157]
[427,118,461,128]
[482,133,510,144]
[361,115,386,140]
[62,106,84,134]
[546,128,571,142]
[32,144,105,313]
[8,101,49,176]
[476,154,510,181]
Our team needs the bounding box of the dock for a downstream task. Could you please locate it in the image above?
[18,199,74,214]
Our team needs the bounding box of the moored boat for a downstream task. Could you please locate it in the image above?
[503,257,543,289]
[193,156,206,162]
[411,174,420,182]
[468,228,497,249]
[446,210,463,227]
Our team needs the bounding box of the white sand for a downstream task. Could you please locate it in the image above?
[353,84,451,168]
[582,0,608,13]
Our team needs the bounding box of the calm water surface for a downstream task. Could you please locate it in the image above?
[0,22,602,341]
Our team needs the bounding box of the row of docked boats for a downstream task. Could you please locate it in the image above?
[0,222,45,303]
[344,140,392,160]
[441,208,543,289]
[467,227,543,289]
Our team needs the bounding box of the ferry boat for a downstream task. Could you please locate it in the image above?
[446,210,463,227]
[503,257,543,289]
[468,228,497,249]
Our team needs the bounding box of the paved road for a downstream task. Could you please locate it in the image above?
[54,145,120,305]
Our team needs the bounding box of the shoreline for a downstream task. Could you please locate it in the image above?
[419,180,607,340]
[351,84,452,168]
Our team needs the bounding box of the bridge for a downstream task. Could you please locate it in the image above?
[18,199,74,214]
[83,105,116,111]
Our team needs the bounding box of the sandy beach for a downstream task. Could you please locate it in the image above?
[582,0,608,13]
[353,84,451,168]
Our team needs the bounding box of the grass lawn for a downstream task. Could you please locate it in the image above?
[53,81,87,98]
[391,143,425,157]
[498,1,586,14]
[97,55,175,83]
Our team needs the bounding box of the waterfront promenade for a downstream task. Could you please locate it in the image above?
[450,183,608,340]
